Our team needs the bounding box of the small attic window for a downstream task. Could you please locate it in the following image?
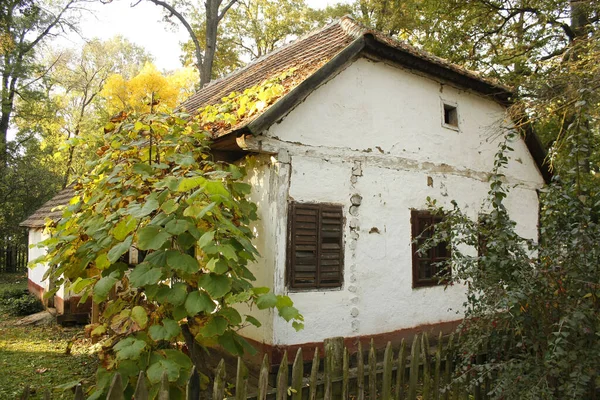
[442,103,459,129]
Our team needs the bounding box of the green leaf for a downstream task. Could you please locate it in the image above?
[71,277,95,294]
[276,295,293,309]
[161,199,179,214]
[166,250,198,274]
[292,321,304,331]
[198,273,231,298]
[279,306,300,322]
[139,196,160,217]
[149,319,181,341]
[165,219,190,235]
[183,202,216,219]
[219,307,242,325]
[184,290,215,316]
[155,282,187,306]
[198,316,228,337]
[177,176,206,192]
[114,337,147,360]
[93,271,119,303]
[217,331,244,356]
[107,235,133,263]
[147,358,180,383]
[137,225,171,250]
[256,292,277,310]
[113,216,137,241]
[129,262,163,287]
[198,230,215,250]
[131,306,148,329]
[245,315,262,327]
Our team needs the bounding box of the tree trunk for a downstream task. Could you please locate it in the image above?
[202,0,221,87]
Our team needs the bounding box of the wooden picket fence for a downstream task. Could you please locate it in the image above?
[20,332,486,400]
[0,240,28,273]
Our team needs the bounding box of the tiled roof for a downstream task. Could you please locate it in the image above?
[180,18,361,113]
[20,187,75,229]
[181,16,510,117]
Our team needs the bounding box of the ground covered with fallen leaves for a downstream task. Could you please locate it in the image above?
[0,273,98,399]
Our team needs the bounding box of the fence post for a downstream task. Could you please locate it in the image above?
[106,373,124,400]
[382,341,393,400]
[342,347,349,400]
[408,334,421,400]
[213,359,226,400]
[235,357,248,400]
[257,354,270,400]
[309,347,320,400]
[291,348,303,400]
[368,339,377,400]
[357,341,365,400]
[395,338,407,400]
[275,351,288,400]
[325,337,344,398]
[186,366,199,400]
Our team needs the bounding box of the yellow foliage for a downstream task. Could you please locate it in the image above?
[100,63,199,114]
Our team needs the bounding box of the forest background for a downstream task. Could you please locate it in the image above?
[1,0,599,397]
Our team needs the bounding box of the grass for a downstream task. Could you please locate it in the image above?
[0,273,98,399]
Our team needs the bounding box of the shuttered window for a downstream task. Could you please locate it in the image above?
[287,203,344,290]
[411,210,451,288]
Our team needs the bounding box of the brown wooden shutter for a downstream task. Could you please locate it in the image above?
[411,210,450,288]
[288,203,343,289]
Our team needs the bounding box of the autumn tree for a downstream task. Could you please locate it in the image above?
[100,62,198,114]
[111,0,238,87]
[180,0,321,75]
[0,0,82,167]
[39,72,303,396]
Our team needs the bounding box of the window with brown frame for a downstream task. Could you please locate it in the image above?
[411,210,451,288]
[287,202,344,290]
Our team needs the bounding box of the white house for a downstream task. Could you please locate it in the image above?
[22,17,548,360]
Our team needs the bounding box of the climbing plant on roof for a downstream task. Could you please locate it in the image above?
[36,71,302,397]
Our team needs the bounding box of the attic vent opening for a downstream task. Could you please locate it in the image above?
[443,103,458,128]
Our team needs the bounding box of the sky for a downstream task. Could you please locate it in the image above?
[64,0,340,71]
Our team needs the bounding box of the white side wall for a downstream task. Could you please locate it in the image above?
[28,229,50,292]
[254,57,545,346]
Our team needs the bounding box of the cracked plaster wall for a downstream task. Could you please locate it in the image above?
[243,57,544,346]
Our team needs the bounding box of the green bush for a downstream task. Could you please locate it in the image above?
[3,291,44,316]
[0,287,28,300]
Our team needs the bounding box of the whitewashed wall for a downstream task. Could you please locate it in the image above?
[28,229,67,301]
[28,229,50,293]
[243,57,545,346]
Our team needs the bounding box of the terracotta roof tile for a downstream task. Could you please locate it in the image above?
[180,18,359,113]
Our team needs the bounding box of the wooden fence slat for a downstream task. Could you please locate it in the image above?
[291,348,303,400]
[357,341,364,400]
[257,354,270,400]
[213,358,226,400]
[186,366,199,400]
[382,341,393,400]
[309,347,320,400]
[107,373,124,400]
[423,333,431,400]
[368,339,377,400]
[395,338,407,400]
[42,391,50,400]
[434,332,442,400]
[444,334,454,400]
[408,334,421,400]
[235,357,249,400]
[157,371,170,400]
[275,351,288,400]
[342,347,349,400]
[73,384,84,400]
[20,386,29,400]
[324,350,332,400]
